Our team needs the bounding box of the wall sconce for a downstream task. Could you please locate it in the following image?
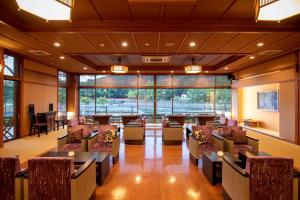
[67,111,74,120]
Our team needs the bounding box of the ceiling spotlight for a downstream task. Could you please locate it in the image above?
[54,42,60,47]
[170,70,174,73]
[137,70,140,73]
[59,56,65,60]
[249,56,255,59]
[102,70,106,73]
[83,67,87,70]
[145,43,150,46]
[99,43,105,47]
[257,42,264,47]
[165,43,175,47]
[121,42,128,47]
[189,42,196,47]
[224,67,229,70]
[205,70,208,73]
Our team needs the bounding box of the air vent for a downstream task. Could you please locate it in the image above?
[259,50,281,56]
[142,56,171,64]
[27,50,50,56]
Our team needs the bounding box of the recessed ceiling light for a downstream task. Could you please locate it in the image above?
[165,43,175,47]
[59,56,65,60]
[83,67,87,70]
[189,42,196,47]
[121,41,128,47]
[100,43,105,47]
[145,43,150,46]
[205,70,208,73]
[102,70,106,73]
[54,42,60,47]
[224,67,229,70]
[250,56,255,59]
[170,70,174,73]
[137,70,140,73]
[257,42,264,47]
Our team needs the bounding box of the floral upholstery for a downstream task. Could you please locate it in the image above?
[61,143,82,152]
[0,156,21,200]
[78,124,94,138]
[90,125,117,153]
[162,118,169,127]
[192,125,213,144]
[28,157,74,200]
[231,127,247,144]
[90,143,113,152]
[66,127,83,144]
[78,116,84,124]
[68,118,78,127]
[198,144,218,153]
[245,157,293,200]
[219,116,228,125]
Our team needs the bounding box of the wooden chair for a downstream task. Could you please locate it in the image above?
[29,104,47,137]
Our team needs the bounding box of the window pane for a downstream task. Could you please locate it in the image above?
[173,75,215,88]
[173,89,214,114]
[215,89,231,116]
[96,89,108,114]
[80,88,95,115]
[58,71,67,85]
[157,75,172,87]
[106,89,137,115]
[138,75,154,87]
[96,75,137,87]
[156,89,172,117]
[80,75,95,86]
[4,55,18,77]
[58,87,67,114]
[138,89,154,118]
[216,75,231,87]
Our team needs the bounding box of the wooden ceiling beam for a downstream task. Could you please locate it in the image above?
[16,20,300,32]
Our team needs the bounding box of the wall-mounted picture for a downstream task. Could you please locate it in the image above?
[257,91,278,112]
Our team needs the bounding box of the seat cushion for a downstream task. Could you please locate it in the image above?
[66,128,83,144]
[231,128,247,144]
[198,144,218,154]
[90,142,112,153]
[234,144,256,154]
[61,143,82,152]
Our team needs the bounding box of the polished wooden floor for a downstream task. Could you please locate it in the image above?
[96,128,223,200]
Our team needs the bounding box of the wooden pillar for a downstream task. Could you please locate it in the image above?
[0,48,4,147]
[67,73,79,117]
[296,51,300,145]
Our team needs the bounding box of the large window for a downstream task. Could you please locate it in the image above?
[58,71,68,115]
[79,74,231,118]
[3,53,20,142]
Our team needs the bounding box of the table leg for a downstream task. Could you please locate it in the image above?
[97,155,110,186]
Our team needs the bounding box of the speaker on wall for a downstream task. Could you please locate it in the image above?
[49,103,53,112]
[228,74,236,81]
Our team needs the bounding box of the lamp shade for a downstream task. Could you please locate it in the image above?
[111,65,128,73]
[16,0,74,20]
[185,65,202,74]
[256,0,300,21]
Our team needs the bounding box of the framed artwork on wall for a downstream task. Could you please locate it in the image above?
[257,91,279,112]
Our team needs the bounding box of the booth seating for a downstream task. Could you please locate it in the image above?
[0,156,25,200]
[88,125,121,164]
[188,125,224,165]
[57,118,95,152]
[166,115,185,127]
[162,119,183,145]
[93,115,111,125]
[123,118,146,144]
[24,157,96,200]
[217,126,258,155]
[222,154,299,200]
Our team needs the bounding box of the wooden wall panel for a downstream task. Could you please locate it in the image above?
[67,74,79,117]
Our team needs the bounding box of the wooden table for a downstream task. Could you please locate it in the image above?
[55,119,65,130]
[243,119,260,128]
[202,151,223,186]
[41,151,110,186]
[238,150,271,169]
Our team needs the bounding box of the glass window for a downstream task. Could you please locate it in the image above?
[80,75,95,86]
[96,89,108,114]
[105,89,137,115]
[4,55,19,77]
[138,75,154,87]
[58,71,67,85]
[58,87,67,114]
[215,89,231,116]
[157,75,172,87]
[173,75,215,88]
[96,75,137,87]
[216,75,231,87]
[79,88,95,116]
[156,89,173,118]
[138,89,154,118]
[173,89,214,114]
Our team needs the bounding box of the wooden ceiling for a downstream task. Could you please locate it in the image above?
[0,0,300,74]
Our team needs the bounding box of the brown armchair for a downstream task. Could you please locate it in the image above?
[123,118,146,144]
[0,156,25,200]
[23,157,96,200]
[188,125,224,165]
[166,115,185,127]
[222,154,299,200]
[93,115,111,125]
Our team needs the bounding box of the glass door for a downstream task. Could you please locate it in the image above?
[138,89,154,120]
[3,80,19,141]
